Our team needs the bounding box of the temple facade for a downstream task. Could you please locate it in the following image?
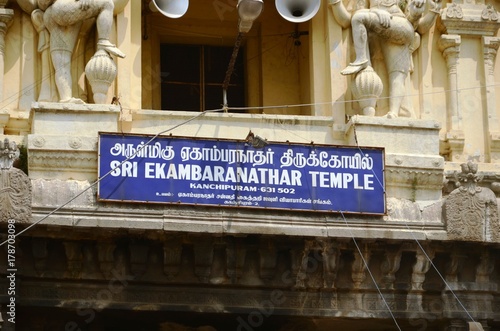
[1,0,500,330]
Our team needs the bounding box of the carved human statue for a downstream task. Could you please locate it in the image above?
[330,0,441,118]
[42,0,125,103]
[16,0,128,103]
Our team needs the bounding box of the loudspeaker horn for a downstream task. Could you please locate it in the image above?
[149,0,189,19]
[275,0,320,23]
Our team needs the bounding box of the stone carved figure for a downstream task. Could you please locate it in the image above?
[330,0,441,118]
[0,139,32,223]
[445,162,500,242]
[16,0,128,103]
[43,0,125,103]
[0,138,19,169]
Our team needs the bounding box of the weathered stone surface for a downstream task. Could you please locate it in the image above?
[31,178,96,208]
[0,167,31,223]
[0,137,31,223]
[444,162,500,242]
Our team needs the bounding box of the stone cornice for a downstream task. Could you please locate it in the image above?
[27,200,446,241]
[439,3,500,36]
[0,236,499,323]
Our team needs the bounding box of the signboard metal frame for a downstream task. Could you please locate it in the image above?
[97,132,386,215]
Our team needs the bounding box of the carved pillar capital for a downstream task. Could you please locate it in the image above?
[482,37,500,63]
[411,247,435,291]
[439,34,461,70]
[380,246,403,289]
[439,34,464,158]
[0,8,13,32]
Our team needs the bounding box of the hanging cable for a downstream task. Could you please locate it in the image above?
[350,120,478,325]
[0,108,223,247]
[222,32,243,111]
[338,210,402,331]
[405,224,477,323]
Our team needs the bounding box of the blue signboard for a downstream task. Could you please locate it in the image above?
[98,133,386,214]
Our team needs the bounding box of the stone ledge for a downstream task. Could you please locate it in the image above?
[28,178,449,240]
[27,206,446,241]
[345,115,441,155]
[30,102,120,136]
[130,109,336,144]
[33,101,121,113]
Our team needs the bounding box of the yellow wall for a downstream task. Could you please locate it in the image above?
[141,0,314,115]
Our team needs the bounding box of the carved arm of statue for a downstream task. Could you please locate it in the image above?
[328,0,352,28]
[415,0,442,34]
[406,0,426,29]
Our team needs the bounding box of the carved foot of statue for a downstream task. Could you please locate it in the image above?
[384,111,398,119]
[60,97,85,104]
[362,106,376,116]
[341,60,369,75]
[97,40,126,58]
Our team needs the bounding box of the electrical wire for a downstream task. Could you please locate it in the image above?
[350,120,478,325]
[338,210,402,331]
[1,24,500,114]
[406,224,477,323]
[0,108,223,247]
[0,6,489,330]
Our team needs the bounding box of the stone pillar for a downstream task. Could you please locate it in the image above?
[380,247,402,290]
[163,239,182,281]
[0,7,8,137]
[351,244,371,310]
[408,247,434,312]
[482,37,500,162]
[0,8,13,105]
[439,34,463,162]
[193,237,214,283]
[439,2,500,162]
